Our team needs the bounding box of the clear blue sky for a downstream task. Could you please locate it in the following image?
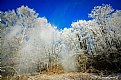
[0,0,121,29]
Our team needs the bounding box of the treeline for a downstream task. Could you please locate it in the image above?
[0,4,121,76]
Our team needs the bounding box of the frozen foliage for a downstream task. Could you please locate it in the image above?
[0,4,121,76]
[0,6,60,75]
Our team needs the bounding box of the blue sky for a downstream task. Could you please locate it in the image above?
[0,0,121,29]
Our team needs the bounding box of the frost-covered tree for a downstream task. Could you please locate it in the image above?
[71,20,97,54]
[59,28,79,71]
[64,4,121,72]
[0,6,39,75]
[88,4,121,71]
[0,5,61,75]
[18,17,60,74]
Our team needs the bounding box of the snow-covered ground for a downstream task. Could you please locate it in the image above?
[4,72,121,80]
